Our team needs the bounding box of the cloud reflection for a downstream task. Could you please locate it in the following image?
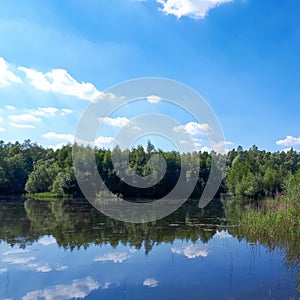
[214,230,232,239]
[22,276,100,300]
[171,244,209,259]
[0,267,8,274]
[94,252,129,263]
[143,278,159,288]
[38,235,57,246]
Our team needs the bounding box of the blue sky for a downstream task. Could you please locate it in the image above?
[0,0,300,152]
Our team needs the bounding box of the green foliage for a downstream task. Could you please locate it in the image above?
[25,159,59,193]
[0,140,52,194]
[226,170,300,281]
[2,139,300,202]
[226,147,299,200]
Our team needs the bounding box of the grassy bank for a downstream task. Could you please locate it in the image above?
[226,196,300,291]
[237,200,300,243]
[26,192,68,200]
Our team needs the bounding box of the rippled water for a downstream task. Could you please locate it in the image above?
[0,197,299,299]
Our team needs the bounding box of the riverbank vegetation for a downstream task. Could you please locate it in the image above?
[1,140,300,201]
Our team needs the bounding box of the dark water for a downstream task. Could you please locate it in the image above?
[0,197,299,300]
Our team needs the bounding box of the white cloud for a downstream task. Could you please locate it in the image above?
[38,235,57,246]
[22,277,100,300]
[44,132,116,149]
[94,136,116,148]
[174,121,212,135]
[56,265,68,271]
[61,108,73,115]
[0,127,5,132]
[200,146,211,152]
[214,230,232,239]
[35,264,52,273]
[2,249,30,256]
[147,95,162,103]
[280,147,300,153]
[0,116,3,123]
[276,135,300,147]
[156,0,233,19]
[98,116,131,127]
[32,107,59,116]
[143,278,159,288]
[1,249,58,274]
[19,67,102,101]
[200,141,233,154]
[6,105,16,110]
[9,114,41,122]
[172,244,209,259]
[9,122,36,129]
[179,140,189,145]
[30,107,73,117]
[0,268,8,274]
[2,256,36,265]
[193,138,203,148]
[47,143,67,151]
[94,252,129,263]
[0,57,23,87]
[43,132,74,143]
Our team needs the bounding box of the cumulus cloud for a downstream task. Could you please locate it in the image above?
[94,252,129,263]
[46,142,68,151]
[214,230,232,239]
[173,121,212,135]
[147,95,162,104]
[29,107,73,117]
[6,105,16,110]
[94,136,116,148]
[0,127,5,132]
[193,138,203,148]
[32,107,59,116]
[276,135,300,147]
[2,249,30,256]
[178,137,202,148]
[157,0,233,19]
[0,116,3,123]
[9,112,41,129]
[56,265,68,271]
[19,67,103,101]
[9,122,36,129]
[98,116,131,127]
[43,132,115,149]
[1,248,66,274]
[22,277,100,300]
[143,278,159,288]
[0,57,22,87]
[9,114,41,122]
[2,256,36,265]
[200,141,233,154]
[34,264,52,273]
[61,108,73,115]
[42,132,74,143]
[179,140,189,145]
[38,235,57,246]
[1,57,115,103]
[171,244,209,259]
[0,268,8,274]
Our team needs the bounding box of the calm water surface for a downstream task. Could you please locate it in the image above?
[0,197,299,300]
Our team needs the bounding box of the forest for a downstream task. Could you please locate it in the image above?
[1,139,300,202]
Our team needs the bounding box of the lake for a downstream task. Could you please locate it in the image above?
[0,197,299,300]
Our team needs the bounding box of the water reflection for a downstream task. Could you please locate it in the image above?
[0,197,225,251]
[0,197,299,300]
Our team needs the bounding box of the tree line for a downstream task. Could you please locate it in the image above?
[1,140,300,200]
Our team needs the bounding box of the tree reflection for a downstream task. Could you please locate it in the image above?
[0,197,224,253]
